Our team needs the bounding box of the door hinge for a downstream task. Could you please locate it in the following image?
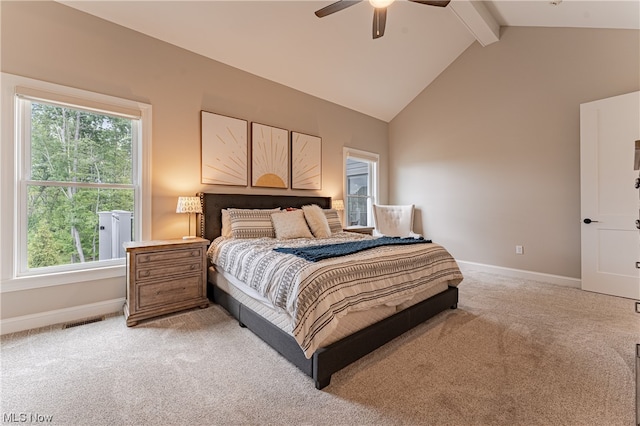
[637,261,640,269]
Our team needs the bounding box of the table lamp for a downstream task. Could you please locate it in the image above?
[176,196,202,239]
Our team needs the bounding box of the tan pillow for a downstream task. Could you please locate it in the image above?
[271,210,313,239]
[324,209,343,234]
[227,208,281,239]
[221,209,232,237]
[302,204,331,238]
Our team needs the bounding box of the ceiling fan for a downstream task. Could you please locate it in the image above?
[314,0,451,39]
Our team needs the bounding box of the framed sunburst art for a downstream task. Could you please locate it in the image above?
[201,111,248,186]
[251,122,289,189]
[291,131,322,190]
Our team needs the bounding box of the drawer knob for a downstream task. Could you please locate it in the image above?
[191,251,198,257]
[142,271,150,277]
[190,264,196,270]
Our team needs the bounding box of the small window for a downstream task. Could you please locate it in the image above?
[343,148,379,227]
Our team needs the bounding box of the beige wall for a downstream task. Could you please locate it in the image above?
[0,1,388,321]
[3,2,637,326]
[389,26,640,278]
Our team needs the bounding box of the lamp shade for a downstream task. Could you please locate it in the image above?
[332,199,344,211]
[176,197,202,214]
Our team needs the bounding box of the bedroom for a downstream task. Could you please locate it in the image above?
[1,0,639,424]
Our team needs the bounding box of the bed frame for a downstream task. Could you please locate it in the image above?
[197,192,458,389]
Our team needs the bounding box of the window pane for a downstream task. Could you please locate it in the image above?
[27,186,134,269]
[346,196,369,226]
[346,158,369,193]
[346,158,371,226]
[30,102,133,184]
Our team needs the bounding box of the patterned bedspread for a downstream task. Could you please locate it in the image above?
[207,232,463,358]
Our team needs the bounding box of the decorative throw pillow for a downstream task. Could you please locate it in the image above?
[372,204,419,238]
[222,208,281,238]
[271,210,313,239]
[302,204,331,238]
[221,209,232,237]
[227,208,281,239]
[324,209,343,234]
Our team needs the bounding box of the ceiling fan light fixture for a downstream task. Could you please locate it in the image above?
[369,0,394,8]
[315,0,450,39]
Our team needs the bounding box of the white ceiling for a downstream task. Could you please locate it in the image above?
[59,0,640,122]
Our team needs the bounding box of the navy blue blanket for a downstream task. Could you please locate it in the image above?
[274,237,432,262]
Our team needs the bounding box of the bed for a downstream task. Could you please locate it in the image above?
[198,192,463,389]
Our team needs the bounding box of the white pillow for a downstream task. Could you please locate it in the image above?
[271,210,313,239]
[227,208,281,239]
[372,204,421,238]
[324,209,343,234]
[302,204,331,238]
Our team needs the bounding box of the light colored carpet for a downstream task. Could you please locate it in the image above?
[1,268,637,425]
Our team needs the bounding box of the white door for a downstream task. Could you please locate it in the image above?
[580,91,640,299]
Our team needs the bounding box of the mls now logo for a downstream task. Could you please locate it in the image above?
[2,412,53,423]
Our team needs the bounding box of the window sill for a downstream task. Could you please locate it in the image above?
[1,264,126,293]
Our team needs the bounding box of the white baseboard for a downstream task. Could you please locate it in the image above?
[457,260,581,289]
[0,298,125,335]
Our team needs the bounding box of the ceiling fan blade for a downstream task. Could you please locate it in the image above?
[372,7,387,39]
[315,0,362,18]
[408,0,451,7]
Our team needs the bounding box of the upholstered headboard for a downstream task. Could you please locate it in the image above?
[197,192,332,242]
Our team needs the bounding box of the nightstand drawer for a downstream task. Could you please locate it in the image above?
[137,276,202,310]
[136,260,201,281]
[136,247,203,265]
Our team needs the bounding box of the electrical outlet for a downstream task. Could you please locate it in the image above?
[515,245,524,255]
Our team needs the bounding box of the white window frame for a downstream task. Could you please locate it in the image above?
[1,73,152,292]
[343,147,379,228]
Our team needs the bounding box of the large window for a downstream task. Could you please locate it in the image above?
[21,101,135,271]
[1,74,151,287]
[343,148,379,227]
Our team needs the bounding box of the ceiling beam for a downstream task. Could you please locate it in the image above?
[449,0,500,47]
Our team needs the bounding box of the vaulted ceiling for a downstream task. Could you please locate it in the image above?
[59,0,639,122]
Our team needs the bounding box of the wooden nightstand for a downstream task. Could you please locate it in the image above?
[344,226,374,235]
[123,238,210,326]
